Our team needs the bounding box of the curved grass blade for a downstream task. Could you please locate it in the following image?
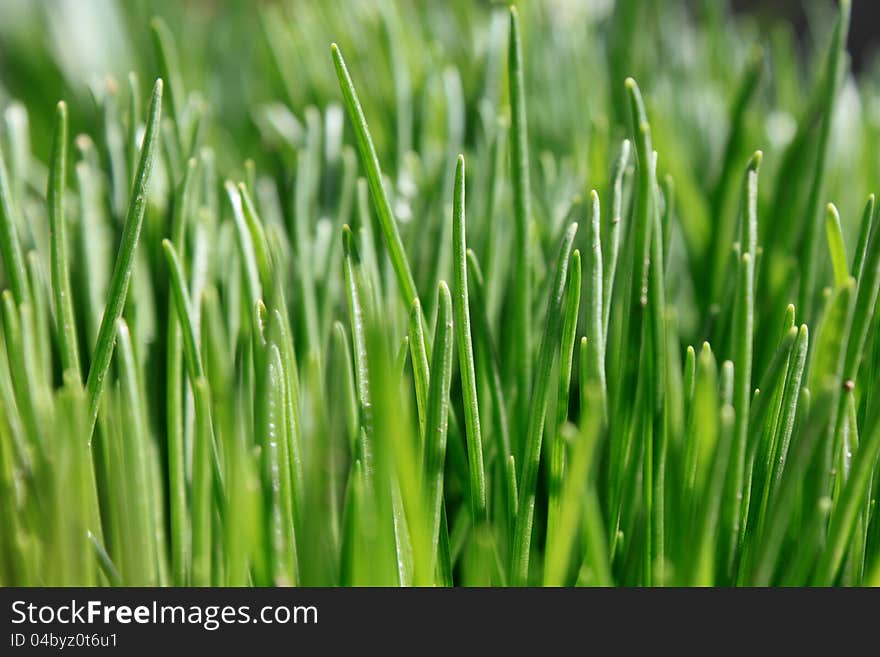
[86,78,163,436]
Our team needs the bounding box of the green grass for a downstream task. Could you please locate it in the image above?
[0,0,879,586]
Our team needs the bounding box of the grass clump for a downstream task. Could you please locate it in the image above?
[0,0,879,586]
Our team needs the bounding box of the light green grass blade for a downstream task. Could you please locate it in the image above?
[824,203,849,287]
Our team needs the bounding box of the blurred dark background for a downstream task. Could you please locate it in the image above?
[732,0,878,72]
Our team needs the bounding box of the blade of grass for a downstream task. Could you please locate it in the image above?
[825,203,849,287]
[585,191,606,420]
[86,78,163,436]
[603,140,631,341]
[331,44,419,308]
[408,298,430,444]
[165,157,197,586]
[423,281,454,581]
[508,6,533,411]
[852,195,875,282]
[725,153,760,572]
[512,222,578,585]
[452,155,488,524]
[47,100,81,378]
[0,134,30,306]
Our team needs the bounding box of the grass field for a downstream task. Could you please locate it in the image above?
[0,0,879,586]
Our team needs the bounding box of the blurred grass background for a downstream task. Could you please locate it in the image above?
[3,0,878,345]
